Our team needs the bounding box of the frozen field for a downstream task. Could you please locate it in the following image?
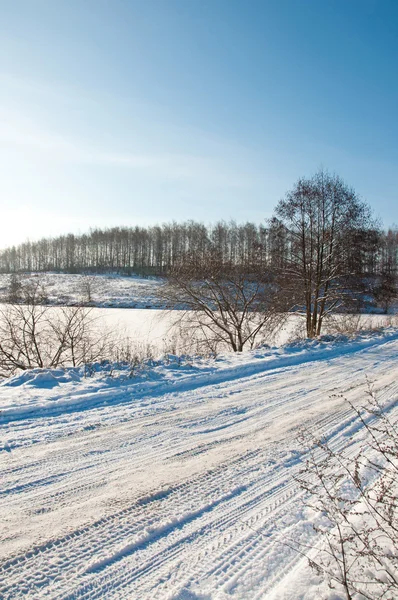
[0,273,395,353]
[91,307,396,352]
[1,330,398,599]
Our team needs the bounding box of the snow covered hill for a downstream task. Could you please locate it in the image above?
[0,273,163,309]
[1,331,398,599]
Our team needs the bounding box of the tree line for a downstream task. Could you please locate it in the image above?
[0,219,396,276]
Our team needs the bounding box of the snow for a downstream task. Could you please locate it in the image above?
[0,272,395,353]
[0,329,397,423]
[1,326,398,599]
[0,272,164,308]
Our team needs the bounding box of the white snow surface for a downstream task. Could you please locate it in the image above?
[0,273,163,308]
[1,330,398,599]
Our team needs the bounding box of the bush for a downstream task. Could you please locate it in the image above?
[297,383,398,599]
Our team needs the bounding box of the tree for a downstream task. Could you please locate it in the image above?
[6,272,22,303]
[161,249,285,354]
[374,271,397,314]
[0,277,109,377]
[271,170,378,338]
[80,274,98,305]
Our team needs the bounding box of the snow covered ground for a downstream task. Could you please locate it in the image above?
[1,330,398,599]
[0,273,164,308]
[0,272,396,316]
[0,273,395,354]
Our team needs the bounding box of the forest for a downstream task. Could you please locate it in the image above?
[0,219,397,277]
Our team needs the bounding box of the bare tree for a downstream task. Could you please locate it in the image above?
[80,274,98,305]
[271,170,378,338]
[161,250,286,353]
[0,278,109,377]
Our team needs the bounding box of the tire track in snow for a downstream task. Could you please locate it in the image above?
[0,450,264,596]
[0,337,397,599]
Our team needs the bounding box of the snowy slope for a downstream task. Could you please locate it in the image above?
[1,332,398,599]
[0,273,163,308]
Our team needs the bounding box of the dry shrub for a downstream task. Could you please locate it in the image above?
[0,278,111,377]
[296,384,398,599]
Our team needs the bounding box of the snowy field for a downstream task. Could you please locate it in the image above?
[96,307,396,346]
[1,329,398,599]
[0,272,395,352]
[0,273,164,308]
[0,272,396,316]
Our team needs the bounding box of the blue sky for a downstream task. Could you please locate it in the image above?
[0,0,397,248]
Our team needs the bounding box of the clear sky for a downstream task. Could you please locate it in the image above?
[0,0,397,248]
